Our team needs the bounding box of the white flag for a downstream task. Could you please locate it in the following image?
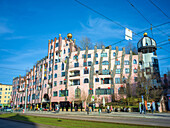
[125,28,132,40]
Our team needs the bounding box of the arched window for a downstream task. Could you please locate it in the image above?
[113,52,116,56]
[146,43,148,46]
[75,87,81,99]
[102,61,109,65]
[133,59,137,64]
[84,78,89,83]
[118,87,126,94]
[54,73,57,78]
[61,63,64,70]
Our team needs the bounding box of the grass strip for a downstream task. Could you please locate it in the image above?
[0,113,163,128]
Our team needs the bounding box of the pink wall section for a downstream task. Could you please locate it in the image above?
[12,35,139,107]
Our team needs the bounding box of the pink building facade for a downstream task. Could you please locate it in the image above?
[12,33,157,110]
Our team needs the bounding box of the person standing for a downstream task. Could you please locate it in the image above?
[86,106,89,115]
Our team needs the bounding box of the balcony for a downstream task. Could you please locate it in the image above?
[99,70,111,75]
[69,70,80,77]
[69,79,80,86]
[101,78,112,84]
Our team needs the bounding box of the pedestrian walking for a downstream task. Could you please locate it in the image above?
[86,106,89,115]
[150,103,153,114]
[111,105,113,112]
[107,105,110,113]
[140,104,143,114]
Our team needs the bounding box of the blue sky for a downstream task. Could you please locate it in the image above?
[0,0,169,84]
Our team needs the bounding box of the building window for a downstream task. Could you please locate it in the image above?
[88,61,92,66]
[82,54,86,58]
[133,59,137,64]
[89,89,93,94]
[60,81,63,85]
[95,61,98,64]
[56,43,58,47]
[96,88,114,95]
[125,68,130,74]
[0,88,2,91]
[59,90,68,97]
[84,78,89,83]
[4,100,6,102]
[61,72,65,77]
[115,78,120,84]
[124,60,129,65]
[116,69,121,74]
[53,91,58,97]
[134,77,138,82]
[74,62,79,67]
[83,62,87,66]
[73,55,78,60]
[95,78,99,82]
[5,92,7,94]
[88,54,91,58]
[95,53,98,57]
[61,63,64,70]
[55,65,58,70]
[49,67,51,71]
[75,88,81,99]
[96,70,99,74]
[146,68,151,74]
[63,49,66,54]
[51,45,53,49]
[115,61,120,65]
[113,52,116,56]
[118,87,126,94]
[102,61,109,65]
[101,53,107,57]
[84,69,89,74]
[5,88,7,90]
[68,48,70,53]
[134,69,137,73]
[54,73,57,78]
[0,96,1,99]
[54,81,57,86]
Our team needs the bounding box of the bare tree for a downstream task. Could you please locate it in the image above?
[95,41,104,49]
[79,36,93,50]
[125,42,138,55]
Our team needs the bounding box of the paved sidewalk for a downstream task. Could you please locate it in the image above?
[23,110,170,119]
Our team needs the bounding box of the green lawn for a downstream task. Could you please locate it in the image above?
[0,113,161,128]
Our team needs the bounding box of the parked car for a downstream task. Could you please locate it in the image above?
[3,107,12,112]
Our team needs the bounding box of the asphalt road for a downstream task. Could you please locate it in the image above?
[24,112,170,127]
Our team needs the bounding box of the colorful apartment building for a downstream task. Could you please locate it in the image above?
[12,33,161,110]
[0,83,12,108]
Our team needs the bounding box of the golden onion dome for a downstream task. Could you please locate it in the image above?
[143,32,147,36]
[67,33,72,39]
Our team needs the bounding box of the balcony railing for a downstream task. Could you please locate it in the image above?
[69,73,80,77]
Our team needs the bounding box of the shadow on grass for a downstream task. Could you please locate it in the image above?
[5,114,38,128]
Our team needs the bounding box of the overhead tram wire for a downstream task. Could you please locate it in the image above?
[149,0,170,19]
[126,0,170,37]
[0,66,26,72]
[74,0,170,47]
[74,0,142,38]
[75,0,170,54]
